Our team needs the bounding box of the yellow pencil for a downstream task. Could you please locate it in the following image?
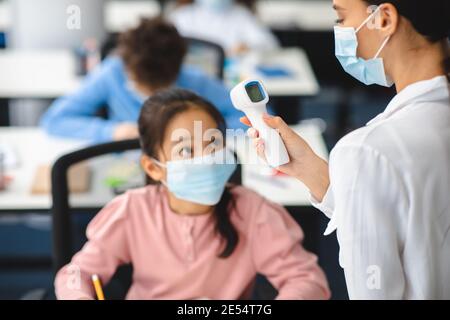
[91,274,105,300]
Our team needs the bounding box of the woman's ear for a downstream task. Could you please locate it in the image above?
[377,3,399,37]
[141,154,165,182]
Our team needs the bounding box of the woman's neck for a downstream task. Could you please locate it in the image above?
[389,39,448,93]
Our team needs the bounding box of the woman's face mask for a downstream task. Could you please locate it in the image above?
[334,6,393,87]
[152,148,237,206]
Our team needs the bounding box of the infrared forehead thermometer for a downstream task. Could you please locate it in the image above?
[230,79,290,168]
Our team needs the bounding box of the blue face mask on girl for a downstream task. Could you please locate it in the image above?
[334,6,394,87]
[152,148,237,206]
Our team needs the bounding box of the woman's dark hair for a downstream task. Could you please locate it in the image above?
[138,88,239,258]
[118,18,188,90]
[364,0,450,80]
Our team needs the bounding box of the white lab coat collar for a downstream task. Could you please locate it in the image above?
[366,76,450,126]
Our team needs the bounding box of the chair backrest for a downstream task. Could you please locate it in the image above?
[100,34,226,80]
[183,37,226,80]
[51,139,141,272]
[51,140,241,272]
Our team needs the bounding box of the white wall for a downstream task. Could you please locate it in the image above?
[9,0,106,49]
[7,0,107,126]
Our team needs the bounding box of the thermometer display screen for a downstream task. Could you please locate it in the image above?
[245,82,265,103]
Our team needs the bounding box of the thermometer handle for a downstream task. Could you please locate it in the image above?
[245,109,290,168]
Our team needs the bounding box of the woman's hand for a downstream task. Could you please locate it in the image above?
[240,114,330,202]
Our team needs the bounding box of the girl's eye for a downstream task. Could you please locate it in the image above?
[178,146,192,158]
[209,136,223,147]
[212,138,222,146]
[335,18,344,25]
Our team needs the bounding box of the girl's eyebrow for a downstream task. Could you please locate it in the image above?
[333,4,345,11]
[170,136,187,146]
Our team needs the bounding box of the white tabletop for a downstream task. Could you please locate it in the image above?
[0,50,82,98]
[0,47,318,98]
[239,48,319,96]
[0,124,328,210]
[257,0,335,31]
[104,0,161,33]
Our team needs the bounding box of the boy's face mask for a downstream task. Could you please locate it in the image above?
[334,6,393,87]
[152,148,237,206]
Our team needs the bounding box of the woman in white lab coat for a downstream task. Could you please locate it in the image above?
[168,0,279,55]
[242,0,450,299]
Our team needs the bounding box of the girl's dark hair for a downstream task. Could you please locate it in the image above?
[138,88,239,258]
[364,0,450,80]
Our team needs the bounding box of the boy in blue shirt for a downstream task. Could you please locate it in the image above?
[40,18,242,142]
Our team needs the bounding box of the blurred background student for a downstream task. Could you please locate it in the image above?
[168,0,279,56]
[40,18,243,142]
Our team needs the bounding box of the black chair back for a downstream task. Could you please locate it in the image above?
[101,34,226,80]
[51,139,141,271]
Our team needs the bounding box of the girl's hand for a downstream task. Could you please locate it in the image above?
[240,114,330,201]
[113,123,139,141]
[230,43,250,56]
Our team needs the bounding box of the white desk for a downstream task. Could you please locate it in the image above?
[233,121,328,206]
[0,128,120,210]
[257,0,335,32]
[0,50,81,98]
[104,0,161,33]
[0,124,328,210]
[239,48,319,96]
[0,48,318,98]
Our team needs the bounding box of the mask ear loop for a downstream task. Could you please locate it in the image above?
[151,157,167,168]
[374,36,391,59]
[355,5,391,59]
[149,157,169,187]
[356,5,382,33]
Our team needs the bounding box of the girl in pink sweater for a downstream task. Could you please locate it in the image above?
[54,89,330,300]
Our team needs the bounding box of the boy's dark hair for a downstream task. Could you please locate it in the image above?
[138,88,239,258]
[118,18,188,90]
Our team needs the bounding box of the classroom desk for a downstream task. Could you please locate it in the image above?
[0,50,82,99]
[0,123,328,211]
[232,121,328,207]
[239,48,319,97]
[257,0,335,32]
[0,48,318,99]
[104,0,161,33]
